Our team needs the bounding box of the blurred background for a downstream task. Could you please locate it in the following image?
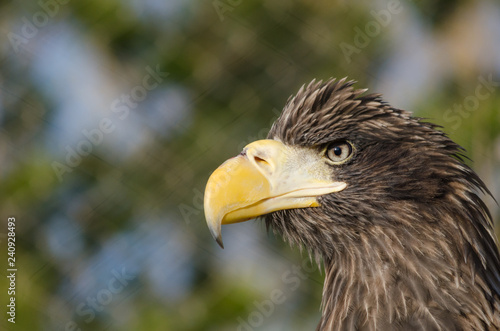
[1,0,499,330]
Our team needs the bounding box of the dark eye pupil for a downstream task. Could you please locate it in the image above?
[326,141,352,163]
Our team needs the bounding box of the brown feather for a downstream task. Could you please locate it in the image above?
[265,78,500,330]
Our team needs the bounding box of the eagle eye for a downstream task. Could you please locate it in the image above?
[325,141,353,164]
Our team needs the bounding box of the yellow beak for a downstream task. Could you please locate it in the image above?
[204,139,346,248]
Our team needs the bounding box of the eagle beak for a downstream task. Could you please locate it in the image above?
[204,139,346,248]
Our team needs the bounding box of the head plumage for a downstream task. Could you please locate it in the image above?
[268,78,417,146]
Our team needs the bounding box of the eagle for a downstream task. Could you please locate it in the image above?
[203,78,500,330]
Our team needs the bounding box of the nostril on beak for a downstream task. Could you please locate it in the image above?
[251,154,275,177]
[243,140,283,175]
[254,156,267,164]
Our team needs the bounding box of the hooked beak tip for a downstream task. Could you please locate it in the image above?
[208,225,224,249]
[216,235,224,249]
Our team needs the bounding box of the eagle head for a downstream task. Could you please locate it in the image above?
[203,78,500,330]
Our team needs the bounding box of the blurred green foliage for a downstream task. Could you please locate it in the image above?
[1,0,499,330]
